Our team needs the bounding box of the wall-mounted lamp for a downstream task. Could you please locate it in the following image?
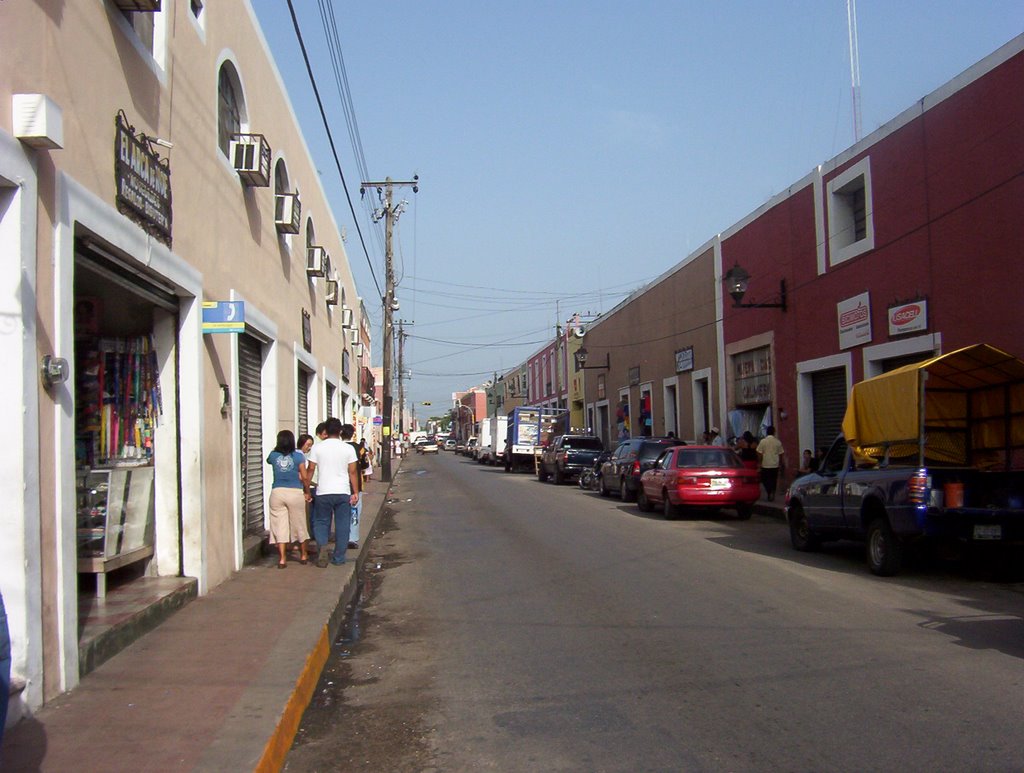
[220,383,231,415]
[40,355,69,389]
[574,347,610,370]
[723,263,787,311]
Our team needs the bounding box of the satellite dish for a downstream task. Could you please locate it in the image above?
[572,327,585,338]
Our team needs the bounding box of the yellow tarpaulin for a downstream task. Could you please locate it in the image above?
[841,344,1024,466]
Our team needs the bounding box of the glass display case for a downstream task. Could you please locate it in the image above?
[76,464,156,598]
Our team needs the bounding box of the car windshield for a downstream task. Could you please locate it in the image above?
[676,449,742,469]
[638,441,680,461]
[563,437,603,450]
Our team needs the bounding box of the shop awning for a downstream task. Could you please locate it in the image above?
[841,344,1024,466]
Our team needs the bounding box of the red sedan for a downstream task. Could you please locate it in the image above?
[637,445,760,520]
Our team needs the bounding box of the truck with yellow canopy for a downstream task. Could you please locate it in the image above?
[786,344,1024,576]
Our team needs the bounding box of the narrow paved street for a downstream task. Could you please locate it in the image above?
[288,452,1024,772]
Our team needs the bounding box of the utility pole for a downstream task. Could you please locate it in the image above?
[396,319,412,436]
[361,175,419,483]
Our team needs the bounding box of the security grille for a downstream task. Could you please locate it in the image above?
[238,334,265,536]
[297,368,310,436]
[812,368,848,453]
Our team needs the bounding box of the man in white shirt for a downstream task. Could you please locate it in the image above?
[709,427,726,447]
[305,417,360,567]
[756,425,785,501]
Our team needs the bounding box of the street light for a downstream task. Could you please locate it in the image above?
[723,263,787,311]
[453,403,475,442]
[574,347,610,371]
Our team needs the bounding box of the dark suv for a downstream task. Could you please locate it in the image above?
[600,437,687,501]
[538,434,604,485]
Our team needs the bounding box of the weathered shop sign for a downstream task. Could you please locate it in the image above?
[115,112,172,245]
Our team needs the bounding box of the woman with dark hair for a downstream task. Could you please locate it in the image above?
[266,429,310,568]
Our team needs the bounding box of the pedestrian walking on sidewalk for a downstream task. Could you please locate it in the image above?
[756,425,785,502]
[346,429,370,549]
[305,418,360,567]
[266,430,310,568]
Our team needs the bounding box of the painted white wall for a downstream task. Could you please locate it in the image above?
[0,131,44,721]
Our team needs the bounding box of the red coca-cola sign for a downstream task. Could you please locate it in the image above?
[888,300,927,335]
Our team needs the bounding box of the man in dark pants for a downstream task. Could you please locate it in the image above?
[305,418,360,567]
[756,425,785,501]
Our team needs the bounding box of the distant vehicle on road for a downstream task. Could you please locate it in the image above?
[444,438,457,451]
[637,445,759,520]
[601,437,687,501]
[418,437,439,454]
[538,434,604,485]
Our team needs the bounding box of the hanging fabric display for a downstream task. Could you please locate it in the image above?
[76,335,162,467]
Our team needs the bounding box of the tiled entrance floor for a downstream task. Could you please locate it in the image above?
[78,575,198,676]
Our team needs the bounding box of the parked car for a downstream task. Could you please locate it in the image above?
[477,444,494,464]
[637,445,760,519]
[444,438,457,451]
[601,437,687,501]
[455,440,466,454]
[538,434,604,485]
[465,437,479,458]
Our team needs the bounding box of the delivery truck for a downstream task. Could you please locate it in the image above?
[503,406,567,472]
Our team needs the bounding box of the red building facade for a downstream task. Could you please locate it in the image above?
[722,36,1024,467]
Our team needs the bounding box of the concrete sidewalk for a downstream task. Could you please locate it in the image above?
[1,476,395,773]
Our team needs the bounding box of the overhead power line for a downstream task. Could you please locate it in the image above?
[283,0,381,296]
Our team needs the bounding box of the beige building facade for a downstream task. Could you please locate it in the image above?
[582,243,723,447]
[1,1,370,720]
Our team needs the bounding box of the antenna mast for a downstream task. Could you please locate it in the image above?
[847,0,863,143]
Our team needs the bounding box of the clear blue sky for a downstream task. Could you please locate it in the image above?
[250,0,1022,418]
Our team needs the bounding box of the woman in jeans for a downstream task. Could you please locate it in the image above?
[266,430,310,567]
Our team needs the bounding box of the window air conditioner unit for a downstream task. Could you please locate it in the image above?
[274,192,301,234]
[325,280,339,305]
[306,246,327,277]
[348,329,359,345]
[340,306,354,329]
[229,133,271,187]
[113,0,161,9]
[352,342,364,357]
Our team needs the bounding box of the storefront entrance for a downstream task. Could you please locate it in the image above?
[73,247,178,598]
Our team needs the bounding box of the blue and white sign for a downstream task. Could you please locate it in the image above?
[202,301,245,334]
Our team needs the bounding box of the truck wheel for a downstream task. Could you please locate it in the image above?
[637,486,653,512]
[735,503,753,521]
[620,478,635,503]
[599,475,610,497]
[554,467,564,485]
[866,516,903,576]
[537,465,549,482]
[788,504,820,551]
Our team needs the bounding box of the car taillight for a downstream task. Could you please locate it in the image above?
[631,460,641,475]
[561,452,569,463]
[679,476,700,486]
[908,469,929,505]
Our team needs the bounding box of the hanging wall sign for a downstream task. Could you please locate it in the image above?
[838,292,872,349]
[888,299,928,336]
[302,309,312,352]
[202,301,245,333]
[114,112,172,246]
[675,346,694,373]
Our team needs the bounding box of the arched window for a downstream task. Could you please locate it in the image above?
[305,219,315,251]
[274,159,289,195]
[217,63,243,156]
